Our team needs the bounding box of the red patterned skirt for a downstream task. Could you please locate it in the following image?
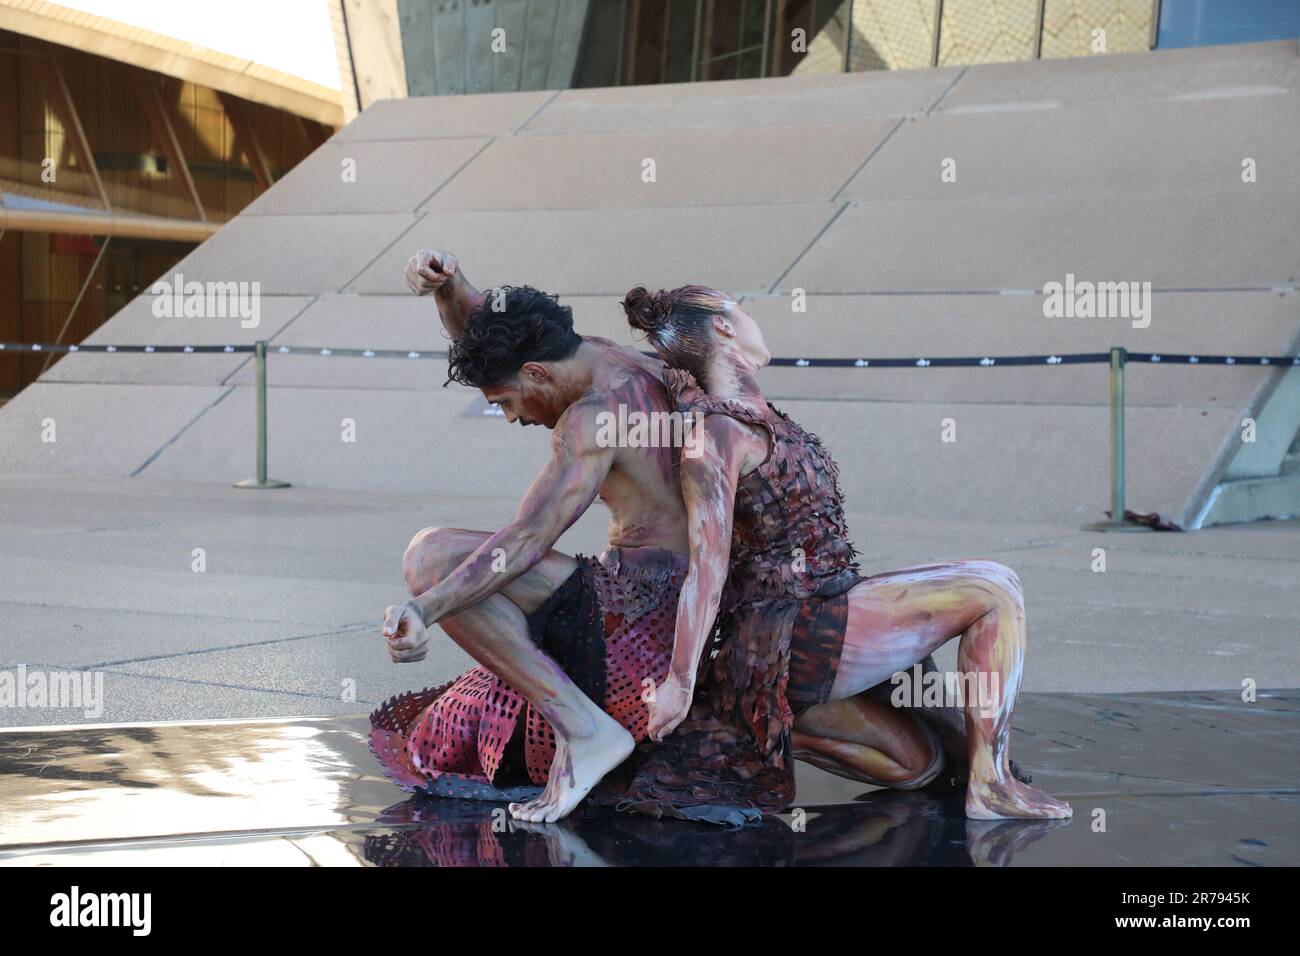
[369,546,685,802]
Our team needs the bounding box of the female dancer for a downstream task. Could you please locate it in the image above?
[622,286,1071,820]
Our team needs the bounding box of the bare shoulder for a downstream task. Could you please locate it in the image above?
[552,387,621,454]
[694,410,770,475]
[596,355,670,410]
[585,335,664,379]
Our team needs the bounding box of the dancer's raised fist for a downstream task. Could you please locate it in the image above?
[404,249,458,296]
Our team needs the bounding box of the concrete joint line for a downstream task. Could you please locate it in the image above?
[98,667,370,705]
[85,623,372,670]
[927,66,969,115]
[766,202,850,294]
[338,211,429,294]
[829,117,906,203]
[129,385,236,478]
[219,295,320,387]
[512,90,563,135]
[414,136,499,212]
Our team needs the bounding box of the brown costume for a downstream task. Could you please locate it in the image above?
[601,369,865,823]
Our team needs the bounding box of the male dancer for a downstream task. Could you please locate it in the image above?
[377,251,691,823]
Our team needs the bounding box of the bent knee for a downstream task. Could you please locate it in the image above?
[890,757,944,790]
[890,718,945,789]
[956,560,1023,612]
[402,526,479,594]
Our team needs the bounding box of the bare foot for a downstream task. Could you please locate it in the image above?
[508,713,634,823]
[966,771,1072,820]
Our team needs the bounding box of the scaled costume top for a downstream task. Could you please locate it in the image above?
[607,369,866,821]
[668,367,863,746]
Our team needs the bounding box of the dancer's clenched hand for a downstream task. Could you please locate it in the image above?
[382,603,428,663]
[646,673,693,741]
[404,249,458,296]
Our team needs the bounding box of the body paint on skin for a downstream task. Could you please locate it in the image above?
[629,288,1070,820]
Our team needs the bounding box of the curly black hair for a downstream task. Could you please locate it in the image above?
[445,285,582,388]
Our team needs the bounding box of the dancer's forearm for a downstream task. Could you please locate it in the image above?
[411,399,614,625]
[407,520,547,624]
[433,270,484,339]
[670,434,739,686]
[668,558,726,686]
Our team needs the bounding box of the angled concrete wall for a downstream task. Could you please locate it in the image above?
[1,40,1297,528]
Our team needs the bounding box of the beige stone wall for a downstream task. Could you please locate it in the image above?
[1040,0,1154,60]
[794,0,1155,75]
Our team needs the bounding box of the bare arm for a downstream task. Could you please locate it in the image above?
[406,396,616,625]
[404,249,485,339]
[645,416,760,740]
[667,417,751,687]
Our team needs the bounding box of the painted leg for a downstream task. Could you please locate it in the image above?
[797,670,1032,791]
[403,527,633,822]
[827,561,1070,820]
[792,693,944,790]
[955,587,1071,820]
[868,656,967,778]
[861,658,1032,785]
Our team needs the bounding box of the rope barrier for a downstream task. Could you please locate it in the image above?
[0,342,254,354]
[4,342,1298,366]
[2,341,1297,531]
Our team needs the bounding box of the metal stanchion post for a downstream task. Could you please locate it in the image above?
[233,340,290,489]
[1083,347,1150,532]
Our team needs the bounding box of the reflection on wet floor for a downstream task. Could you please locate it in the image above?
[1,690,1295,866]
[361,789,1071,867]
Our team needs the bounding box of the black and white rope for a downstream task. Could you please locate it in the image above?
[2,342,1298,367]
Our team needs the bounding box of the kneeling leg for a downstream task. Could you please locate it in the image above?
[793,693,944,790]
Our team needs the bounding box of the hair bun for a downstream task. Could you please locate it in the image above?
[622,286,674,333]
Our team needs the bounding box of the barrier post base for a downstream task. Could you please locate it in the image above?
[1081,518,1153,533]
[232,478,291,489]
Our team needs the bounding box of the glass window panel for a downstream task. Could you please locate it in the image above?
[848,0,938,71]
[664,0,698,82]
[630,0,671,85]
[789,0,853,76]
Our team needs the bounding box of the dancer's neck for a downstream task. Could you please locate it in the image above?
[546,342,601,407]
[702,351,765,408]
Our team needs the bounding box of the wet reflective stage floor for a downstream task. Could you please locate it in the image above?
[1,690,1295,866]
